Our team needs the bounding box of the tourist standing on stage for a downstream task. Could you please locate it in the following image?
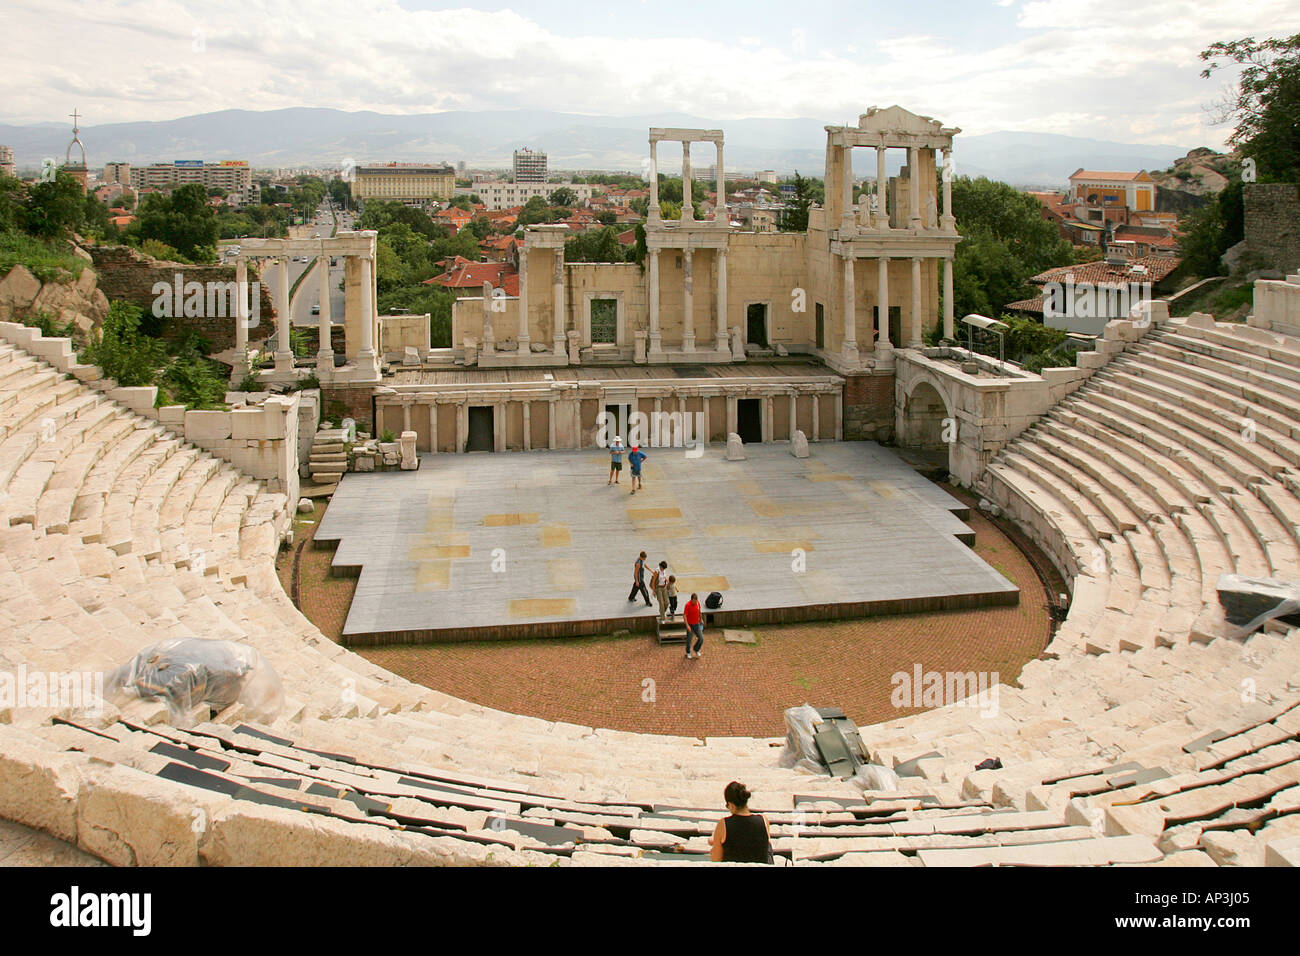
[627,551,651,606]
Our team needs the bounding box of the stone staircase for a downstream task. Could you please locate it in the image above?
[307,428,349,490]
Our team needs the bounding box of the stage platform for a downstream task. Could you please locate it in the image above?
[314,443,1019,645]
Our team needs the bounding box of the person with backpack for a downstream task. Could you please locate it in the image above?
[627,551,651,607]
[683,592,704,659]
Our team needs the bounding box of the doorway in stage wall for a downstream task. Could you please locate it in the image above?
[466,406,494,452]
[873,305,903,349]
[746,303,768,349]
[737,398,762,444]
[815,302,825,350]
[603,403,631,445]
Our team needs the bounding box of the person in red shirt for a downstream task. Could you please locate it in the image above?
[683,592,704,660]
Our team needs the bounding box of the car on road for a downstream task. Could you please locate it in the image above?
[311,305,320,315]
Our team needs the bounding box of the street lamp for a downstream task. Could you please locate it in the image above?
[962,313,1008,363]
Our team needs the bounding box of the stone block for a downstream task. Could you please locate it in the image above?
[403,346,421,366]
[400,430,418,470]
[791,429,809,458]
[726,432,745,461]
[77,762,230,866]
[157,404,186,427]
[355,456,374,472]
[0,729,82,843]
[297,497,315,514]
[229,406,266,440]
[184,409,232,443]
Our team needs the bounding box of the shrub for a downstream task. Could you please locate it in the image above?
[80,301,167,387]
[380,429,396,443]
[236,372,261,393]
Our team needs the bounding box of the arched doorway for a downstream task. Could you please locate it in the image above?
[900,380,952,472]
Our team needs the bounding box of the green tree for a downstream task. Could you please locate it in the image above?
[779,171,815,232]
[134,184,219,261]
[1178,178,1246,276]
[564,226,625,264]
[516,195,551,228]
[945,176,1074,318]
[0,173,26,234]
[548,186,578,207]
[1200,32,1300,181]
[23,170,87,239]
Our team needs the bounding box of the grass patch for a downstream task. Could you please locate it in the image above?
[0,230,86,283]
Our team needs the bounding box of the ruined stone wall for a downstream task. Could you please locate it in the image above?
[843,369,894,442]
[1244,184,1300,274]
[87,245,274,351]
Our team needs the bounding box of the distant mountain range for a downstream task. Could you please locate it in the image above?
[0,107,1200,190]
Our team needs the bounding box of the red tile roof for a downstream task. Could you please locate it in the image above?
[1030,255,1181,287]
[423,259,519,296]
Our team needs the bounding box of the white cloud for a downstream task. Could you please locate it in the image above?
[1,0,1297,149]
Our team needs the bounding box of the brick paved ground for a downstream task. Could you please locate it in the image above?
[279,483,1054,738]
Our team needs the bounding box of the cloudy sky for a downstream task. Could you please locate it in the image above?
[2,0,1296,146]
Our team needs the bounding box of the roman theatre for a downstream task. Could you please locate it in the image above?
[3,106,1300,867]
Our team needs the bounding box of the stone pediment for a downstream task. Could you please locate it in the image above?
[859,105,945,135]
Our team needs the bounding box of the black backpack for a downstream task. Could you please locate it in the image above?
[705,591,723,610]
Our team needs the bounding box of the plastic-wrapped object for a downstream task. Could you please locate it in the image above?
[850,764,903,792]
[1217,574,1300,639]
[779,703,824,769]
[105,638,284,727]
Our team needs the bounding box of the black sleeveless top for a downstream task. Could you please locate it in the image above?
[721,813,772,864]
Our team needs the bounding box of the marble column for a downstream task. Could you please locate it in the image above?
[517,254,533,352]
[551,248,564,356]
[726,394,737,437]
[714,142,726,222]
[841,255,858,365]
[547,397,557,449]
[811,393,820,442]
[481,280,495,353]
[274,256,293,372]
[941,147,955,230]
[788,392,797,442]
[877,257,891,353]
[840,146,855,235]
[402,403,411,434]
[315,255,332,375]
[518,245,529,350]
[682,249,695,352]
[908,146,922,230]
[648,250,662,358]
[358,255,376,372]
[876,146,889,229]
[763,396,773,443]
[701,392,711,444]
[522,401,532,451]
[653,396,663,446]
[682,141,694,222]
[834,391,844,441]
[455,403,467,453]
[943,256,955,341]
[715,248,729,354]
[428,403,438,455]
[910,256,923,347]
[648,140,660,223]
[234,259,250,379]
